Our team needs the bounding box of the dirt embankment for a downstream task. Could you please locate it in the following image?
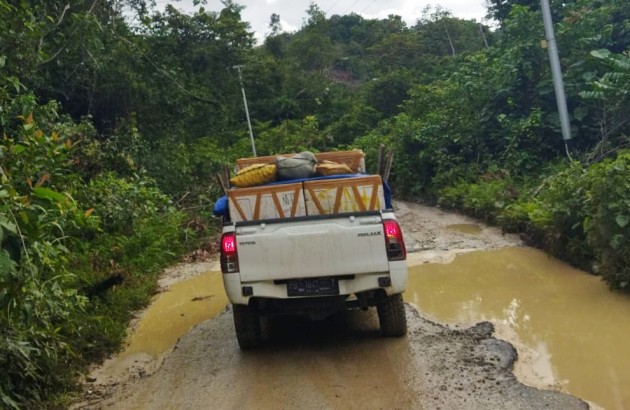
[75,201,589,410]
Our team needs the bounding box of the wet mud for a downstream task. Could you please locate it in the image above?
[89,306,586,410]
[124,271,227,356]
[76,202,595,409]
[83,267,226,395]
[446,223,483,235]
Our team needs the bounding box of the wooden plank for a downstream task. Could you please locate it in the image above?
[305,185,327,215]
[383,150,394,183]
[315,151,365,173]
[227,191,249,221]
[253,193,262,220]
[236,150,365,173]
[368,181,379,210]
[333,185,344,214]
[377,144,385,176]
[351,185,367,212]
[290,187,301,217]
[303,175,384,215]
[271,192,285,219]
[235,155,278,170]
[228,182,305,222]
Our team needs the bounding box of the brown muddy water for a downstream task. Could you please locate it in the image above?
[118,248,630,409]
[124,271,227,356]
[405,247,630,410]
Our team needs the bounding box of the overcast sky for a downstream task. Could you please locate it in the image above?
[156,0,489,43]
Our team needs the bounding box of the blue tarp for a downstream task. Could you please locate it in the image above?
[213,174,392,217]
[213,194,228,217]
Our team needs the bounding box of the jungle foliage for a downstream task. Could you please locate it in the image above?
[1,0,630,407]
[354,0,630,290]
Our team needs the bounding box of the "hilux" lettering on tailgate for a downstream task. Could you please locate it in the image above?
[358,231,381,237]
[239,241,256,245]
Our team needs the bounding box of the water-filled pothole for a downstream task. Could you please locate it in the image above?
[124,270,227,356]
[405,247,630,410]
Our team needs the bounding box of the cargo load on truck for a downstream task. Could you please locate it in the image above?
[235,149,366,174]
[214,149,391,223]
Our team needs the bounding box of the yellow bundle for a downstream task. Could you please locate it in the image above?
[230,163,277,188]
[315,161,353,176]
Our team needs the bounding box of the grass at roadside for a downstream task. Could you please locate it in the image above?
[436,152,630,291]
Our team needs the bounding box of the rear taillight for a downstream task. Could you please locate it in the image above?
[220,232,239,273]
[383,219,406,261]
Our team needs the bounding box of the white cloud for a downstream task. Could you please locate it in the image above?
[158,0,488,43]
[280,19,298,33]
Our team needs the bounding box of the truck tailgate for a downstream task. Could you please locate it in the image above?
[235,214,389,282]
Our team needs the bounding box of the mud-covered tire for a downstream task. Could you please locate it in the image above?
[377,294,407,337]
[233,304,262,349]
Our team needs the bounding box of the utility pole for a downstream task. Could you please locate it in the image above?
[233,65,257,157]
[479,23,489,49]
[540,0,572,157]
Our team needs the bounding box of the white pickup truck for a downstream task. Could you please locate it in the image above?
[218,151,408,349]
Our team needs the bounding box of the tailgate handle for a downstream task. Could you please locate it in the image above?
[358,217,380,225]
[238,227,258,234]
[288,227,327,236]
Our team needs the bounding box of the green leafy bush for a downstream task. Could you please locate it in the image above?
[505,163,594,269]
[439,175,516,222]
[79,173,176,236]
[0,114,88,408]
[255,115,327,155]
[583,151,630,289]
[352,123,394,173]
[438,154,630,291]
[0,111,193,407]
[66,172,189,359]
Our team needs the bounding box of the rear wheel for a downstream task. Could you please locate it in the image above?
[233,304,262,349]
[377,294,407,337]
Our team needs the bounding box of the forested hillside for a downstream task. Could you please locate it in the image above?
[1,0,629,407]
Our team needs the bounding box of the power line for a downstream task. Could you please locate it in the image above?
[112,30,219,105]
[325,0,343,14]
[360,0,378,14]
[343,0,362,14]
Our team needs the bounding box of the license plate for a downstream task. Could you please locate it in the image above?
[287,278,339,297]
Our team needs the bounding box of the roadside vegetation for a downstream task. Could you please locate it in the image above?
[0,0,628,407]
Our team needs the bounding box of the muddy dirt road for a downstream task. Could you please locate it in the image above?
[77,202,589,409]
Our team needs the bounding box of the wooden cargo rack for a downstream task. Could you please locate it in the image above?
[303,175,384,215]
[227,182,306,222]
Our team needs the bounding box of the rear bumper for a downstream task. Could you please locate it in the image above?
[222,260,407,306]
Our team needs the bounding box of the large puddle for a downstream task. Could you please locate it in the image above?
[405,247,630,410]
[91,270,228,384]
[124,271,227,356]
[108,247,630,409]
